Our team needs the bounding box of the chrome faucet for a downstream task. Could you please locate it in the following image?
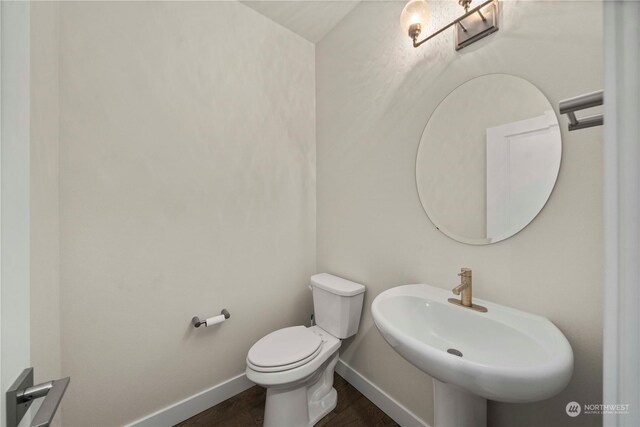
[448,268,487,312]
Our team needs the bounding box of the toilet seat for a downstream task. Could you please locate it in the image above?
[246,325,341,387]
[247,326,323,373]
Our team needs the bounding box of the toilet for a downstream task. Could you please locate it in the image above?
[246,273,365,427]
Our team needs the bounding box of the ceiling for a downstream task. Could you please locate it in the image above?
[241,0,362,43]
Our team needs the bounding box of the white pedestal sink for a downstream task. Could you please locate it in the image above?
[371,284,573,427]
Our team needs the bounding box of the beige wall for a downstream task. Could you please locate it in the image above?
[57,2,315,425]
[316,1,602,426]
[30,1,62,425]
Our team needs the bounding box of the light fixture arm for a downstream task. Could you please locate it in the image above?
[412,0,496,48]
[459,0,472,13]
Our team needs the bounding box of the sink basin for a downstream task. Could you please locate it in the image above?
[372,284,573,426]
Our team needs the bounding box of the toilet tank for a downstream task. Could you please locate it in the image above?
[310,273,365,339]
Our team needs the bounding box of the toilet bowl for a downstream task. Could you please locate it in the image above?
[246,273,365,427]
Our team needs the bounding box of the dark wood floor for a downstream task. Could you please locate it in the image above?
[176,373,399,426]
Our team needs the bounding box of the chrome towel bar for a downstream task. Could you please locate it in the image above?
[6,368,70,427]
[559,89,603,131]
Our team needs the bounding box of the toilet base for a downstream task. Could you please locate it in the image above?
[263,352,339,427]
[309,387,337,425]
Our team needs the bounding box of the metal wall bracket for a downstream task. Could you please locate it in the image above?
[6,368,70,427]
[6,368,33,427]
[455,0,499,50]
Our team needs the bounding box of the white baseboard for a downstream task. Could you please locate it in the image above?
[125,373,253,427]
[126,359,429,427]
[335,358,430,427]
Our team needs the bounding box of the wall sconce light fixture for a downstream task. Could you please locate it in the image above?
[400,0,499,50]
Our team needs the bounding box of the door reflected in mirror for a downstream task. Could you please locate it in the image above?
[416,74,561,245]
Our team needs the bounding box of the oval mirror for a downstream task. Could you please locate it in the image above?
[416,74,561,245]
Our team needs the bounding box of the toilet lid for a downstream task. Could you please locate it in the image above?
[248,326,322,368]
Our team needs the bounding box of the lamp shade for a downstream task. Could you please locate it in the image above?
[400,0,430,36]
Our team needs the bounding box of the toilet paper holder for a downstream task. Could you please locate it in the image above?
[192,309,230,328]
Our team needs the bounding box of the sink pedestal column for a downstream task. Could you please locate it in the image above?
[433,380,486,427]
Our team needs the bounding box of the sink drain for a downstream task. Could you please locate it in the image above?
[447,348,463,357]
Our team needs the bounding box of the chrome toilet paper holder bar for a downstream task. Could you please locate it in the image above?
[192,309,230,328]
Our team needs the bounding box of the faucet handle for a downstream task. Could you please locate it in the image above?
[458,268,472,277]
